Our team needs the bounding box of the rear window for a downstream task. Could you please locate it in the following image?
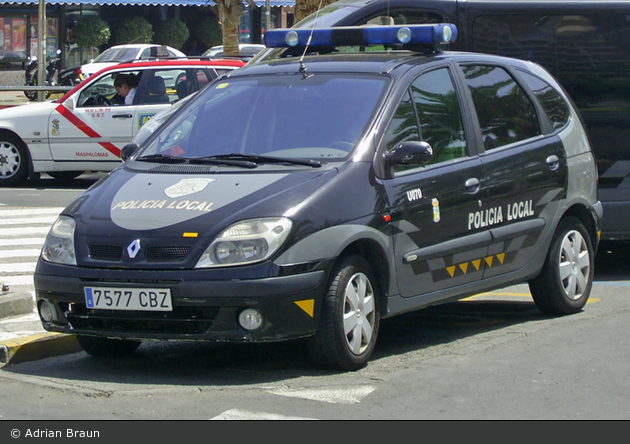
[517,70,570,131]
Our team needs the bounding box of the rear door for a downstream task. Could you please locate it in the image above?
[457,62,568,279]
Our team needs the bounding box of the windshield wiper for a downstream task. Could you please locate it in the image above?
[186,157,258,169]
[199,153,322,168]
[135,153,186,164]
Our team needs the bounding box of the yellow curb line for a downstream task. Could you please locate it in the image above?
[0,332,81,365]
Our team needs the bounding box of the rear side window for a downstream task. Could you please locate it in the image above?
[460,65,541,150]
[517,70,570,131]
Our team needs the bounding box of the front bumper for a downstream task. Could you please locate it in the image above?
[34,265,328,343]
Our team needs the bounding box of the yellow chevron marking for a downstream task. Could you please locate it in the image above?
[485,256,494,267]
[447,266,457,277]
[459,263,469,274]
[496,253,506,264]
[472,259,482,271]
[294,299,315,317]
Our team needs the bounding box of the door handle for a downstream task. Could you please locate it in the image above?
[465,177,481,194]
[112,114,133,119]
[546,155,560,171]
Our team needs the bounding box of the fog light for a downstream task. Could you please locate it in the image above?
[39,300,57,322]
[238,308,263,331]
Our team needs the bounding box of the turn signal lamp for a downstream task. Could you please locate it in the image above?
[264,24,458,49]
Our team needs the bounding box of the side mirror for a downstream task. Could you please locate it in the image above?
[384,141,433,169]
[64,95,76,111]
[121,143,139,161]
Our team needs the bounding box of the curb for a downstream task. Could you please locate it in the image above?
[0,290,34,319]
[0,333,82,366]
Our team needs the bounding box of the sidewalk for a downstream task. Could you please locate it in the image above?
[0,289,81,366]
[0,90,30,108]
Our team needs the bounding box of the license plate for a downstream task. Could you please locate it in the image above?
[84,287,172,311]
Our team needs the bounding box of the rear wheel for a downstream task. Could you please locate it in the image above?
[0,133,29,187]
[76,335,141,357]
[529,217,594,315]
[307,255,380,371]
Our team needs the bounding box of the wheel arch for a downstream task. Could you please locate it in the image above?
[560,202,600,252]
[334,238,391,315]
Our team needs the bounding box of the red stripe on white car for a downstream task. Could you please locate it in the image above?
[55,104,122,158]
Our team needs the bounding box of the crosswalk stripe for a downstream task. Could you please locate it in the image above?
[0,208,64,217]
[0,238,45,247]
[0,208,61,290]
[0,227,52,236]
[0,275,35,286]
[0,249,42,259]
[1,216,60,226]
[210,409,317,420]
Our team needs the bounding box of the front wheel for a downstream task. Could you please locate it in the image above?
[76,335,141,357]
[307,255,380,371]
[0,133,29,187]
[529,217,594,316]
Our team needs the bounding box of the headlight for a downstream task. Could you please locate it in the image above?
[195,217,293,268]
[41,215,77,265]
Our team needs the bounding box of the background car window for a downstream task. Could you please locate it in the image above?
[461,65,541,150]
[386,67,467,173]
[517,70,570,131]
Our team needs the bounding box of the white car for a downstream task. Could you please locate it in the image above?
[202,44,266,59]
[77,44,186,79]
[0,57,245,187]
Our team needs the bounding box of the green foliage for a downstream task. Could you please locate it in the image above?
[72,16,111,48]
[154,19,190,50]
[115,17,154,45]
[195,16,223,49]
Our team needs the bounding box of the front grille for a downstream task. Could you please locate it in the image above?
[88,245,193,262]
[66,304,219,335]
[146,245,192,262]
[89,245,123,261]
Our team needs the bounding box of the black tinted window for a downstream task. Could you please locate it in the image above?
[461,65,541,150]
[386,67,466,171]
[518,70,570,131]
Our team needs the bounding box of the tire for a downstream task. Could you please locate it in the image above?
[307,255,380,371]
[76,335,141,358]
[529,217,594,316]
[47,171,83,181]
[0,133,29,187]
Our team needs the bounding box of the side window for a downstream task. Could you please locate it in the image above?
[77,71,139,107]
[517,70,570,131]
[385,67,467,172]
[411,68,467,164]
[460,65,541,150]
[137,69,183,105]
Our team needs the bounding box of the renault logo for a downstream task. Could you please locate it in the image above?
[127,239,141,259]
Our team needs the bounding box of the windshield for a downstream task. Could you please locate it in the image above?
[93,47,139,63]
[136,73,388,163]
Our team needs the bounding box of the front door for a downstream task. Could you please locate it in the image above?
[381,66,489,298]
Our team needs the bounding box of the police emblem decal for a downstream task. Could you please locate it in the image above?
[127,239,141,258]
[164,178,215,198]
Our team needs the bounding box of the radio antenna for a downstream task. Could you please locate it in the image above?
[299,0,326,73]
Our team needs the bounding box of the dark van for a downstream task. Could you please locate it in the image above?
[257,0,629,240]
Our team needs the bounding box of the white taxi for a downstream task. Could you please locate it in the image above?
[0,58,245,186]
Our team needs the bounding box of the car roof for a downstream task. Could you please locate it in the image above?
[231,49,534,78]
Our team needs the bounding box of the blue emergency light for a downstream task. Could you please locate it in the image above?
[264,24,458,49]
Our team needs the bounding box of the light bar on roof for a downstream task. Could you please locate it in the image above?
[264,24,458,49]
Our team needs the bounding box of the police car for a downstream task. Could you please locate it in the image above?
[34,24,602,371]
[0,57,245,187]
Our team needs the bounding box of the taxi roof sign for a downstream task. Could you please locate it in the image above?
[264,24,458,49]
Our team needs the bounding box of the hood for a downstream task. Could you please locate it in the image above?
[0,101,57,130]
[72,165,339,239]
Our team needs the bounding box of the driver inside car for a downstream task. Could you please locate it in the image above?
[113,73,138,105]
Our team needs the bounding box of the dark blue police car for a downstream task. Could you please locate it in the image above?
[34,24,602,371]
